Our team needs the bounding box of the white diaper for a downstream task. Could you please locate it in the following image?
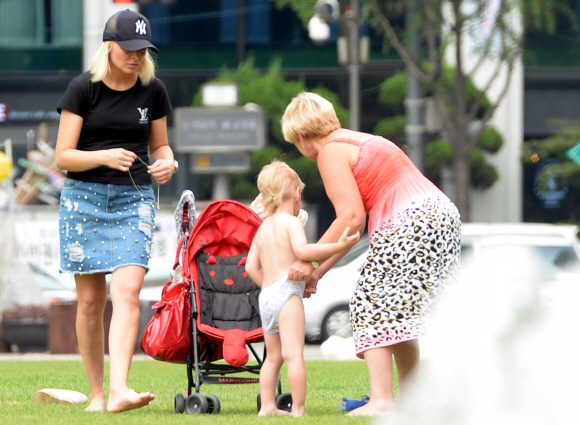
[259,274,305,334]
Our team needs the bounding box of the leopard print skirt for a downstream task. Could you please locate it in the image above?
[351,196,461,357]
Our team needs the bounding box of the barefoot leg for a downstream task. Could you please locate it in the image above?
[348,347,396,417]
[75,275,108,413]
[107,389,155,413]
[106,267,153,413]
[258,332,287,416]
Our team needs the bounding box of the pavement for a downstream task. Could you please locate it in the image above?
[0,343,329,361]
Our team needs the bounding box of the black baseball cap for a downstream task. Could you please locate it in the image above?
[103,9,158,54]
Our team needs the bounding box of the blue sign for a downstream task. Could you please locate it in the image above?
[533,158,568,209]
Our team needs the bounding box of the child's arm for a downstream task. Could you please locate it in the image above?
[245,238,263,287]
[288,219,360,262]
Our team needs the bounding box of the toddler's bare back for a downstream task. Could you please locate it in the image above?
[254,213,304,288]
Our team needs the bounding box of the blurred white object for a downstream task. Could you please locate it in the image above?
[381,243,580,425]
[307,15,330,45]
[320,335,359,360]
[250,194,308,226]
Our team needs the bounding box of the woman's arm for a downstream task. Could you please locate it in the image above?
[55,110,136,172]
[148,116,175,185]
[288,142,366,282]
[317,142,367,244]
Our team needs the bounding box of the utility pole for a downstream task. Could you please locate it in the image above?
[404,3,424,170]
[345,0,360,130]
[236,0,247,65]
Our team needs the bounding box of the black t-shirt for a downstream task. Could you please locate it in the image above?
[57,72,173,185]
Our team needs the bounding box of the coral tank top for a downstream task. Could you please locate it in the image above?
[324,136,447,235]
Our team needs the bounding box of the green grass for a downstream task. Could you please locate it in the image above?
[0,359,375,425]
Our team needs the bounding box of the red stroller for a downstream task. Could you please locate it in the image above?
[168,195,292,415]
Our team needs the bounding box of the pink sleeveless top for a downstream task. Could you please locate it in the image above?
[325,136,446,235]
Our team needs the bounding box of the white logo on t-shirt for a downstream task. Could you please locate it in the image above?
[135,20,147,35]
[138,108,148,124]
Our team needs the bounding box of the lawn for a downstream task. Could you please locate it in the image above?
[0,358,377,425]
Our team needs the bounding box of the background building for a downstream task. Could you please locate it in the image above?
[1,0,579,223]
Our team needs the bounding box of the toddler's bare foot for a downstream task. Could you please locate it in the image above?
[347,400,395,417]
[107,389,154,413]
[291,406,307,417]
[258,407,290,416]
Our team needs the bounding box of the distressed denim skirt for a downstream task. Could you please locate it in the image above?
[59,178,156,275]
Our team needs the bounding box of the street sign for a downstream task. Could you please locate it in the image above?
[566,141,580,166]
[174,107,266,153]
[190,152,251,174]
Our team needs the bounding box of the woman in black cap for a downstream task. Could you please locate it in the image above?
[54,9,176,413]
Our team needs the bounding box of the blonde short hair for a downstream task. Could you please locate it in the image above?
[89,41,156,85]
[257,160,305,216]
[281,92,341,144]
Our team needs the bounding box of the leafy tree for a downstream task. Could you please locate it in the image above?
[271,0,575,221]
[374,70,501,190]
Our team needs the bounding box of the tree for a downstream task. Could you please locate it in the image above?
[271,0,575,221]
[374,70,502,191]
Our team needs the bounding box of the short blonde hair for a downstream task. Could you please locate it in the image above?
[281,92,341,144]
[257,160,305,216]
[89,41,156,85]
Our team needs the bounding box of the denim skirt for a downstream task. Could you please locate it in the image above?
[59,178,156,275]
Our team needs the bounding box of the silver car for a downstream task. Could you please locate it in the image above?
[303,223,580,343]
[303,237,369,343]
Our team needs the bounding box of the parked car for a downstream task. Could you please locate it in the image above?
[1,262,169,353]
[303,223,580,343]
[303,236,369,343]
[460,223,580,276]
[1,263,77,352]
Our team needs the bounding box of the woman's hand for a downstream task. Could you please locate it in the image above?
[288,260,314,282]
[148,157,175,185]
[103,148,136,172]
[303,273,320,298]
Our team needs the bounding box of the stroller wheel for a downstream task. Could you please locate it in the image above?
[205,394,221,414]
[174,393,186,414]
[257,393,261,412]
[276,392,293,412]
[185,393,208,414]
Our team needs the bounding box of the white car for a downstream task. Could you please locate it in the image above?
[303,223,580,343]
[461,222,580,274]
[303,236,369,343]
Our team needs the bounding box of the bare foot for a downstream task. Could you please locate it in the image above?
[258,407,290,416]
[291,407,307,417]
[347,400,395,417]
[85,400,105,412]
[107,389,155,413]
[84,399,105,412]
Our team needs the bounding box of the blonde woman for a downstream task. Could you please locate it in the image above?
[281,92,461,416]
[54,9,176,413]
[246,160,359,417]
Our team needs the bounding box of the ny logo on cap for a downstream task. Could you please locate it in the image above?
[135,20,147,35]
